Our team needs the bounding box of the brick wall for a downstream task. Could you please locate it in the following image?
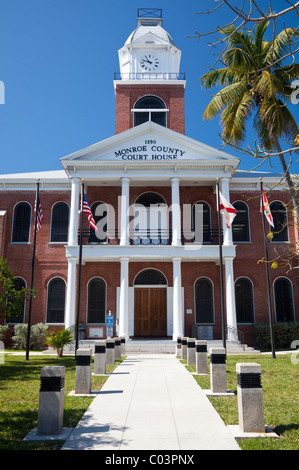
[0,185,298,346]
[115,83,185,134]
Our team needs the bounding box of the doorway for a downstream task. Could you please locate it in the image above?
[133,268,168,337]
[134,288,167,336]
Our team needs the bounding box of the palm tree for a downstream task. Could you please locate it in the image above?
[201,21,299,221]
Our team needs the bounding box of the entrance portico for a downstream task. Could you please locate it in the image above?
[62,121,239,341]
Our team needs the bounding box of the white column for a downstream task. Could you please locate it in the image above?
[220,177,233,246]
[171,177,181,246]
[119,257,129,339]
[65,258,77,329]
[224,257,238,342]
[172,257,183,340]
[120,177,130,246]
[68,178,80,246]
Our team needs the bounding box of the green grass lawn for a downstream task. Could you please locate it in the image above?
[0,353,124,450]
[0,352,298,450]
[184,354,299,450]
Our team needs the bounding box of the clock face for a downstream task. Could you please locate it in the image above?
[140,54,159,71]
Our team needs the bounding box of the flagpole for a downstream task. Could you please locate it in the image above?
[25,180,39,361]
[260,178,276,359]
[216,178,226,351]
[75,180,84,353]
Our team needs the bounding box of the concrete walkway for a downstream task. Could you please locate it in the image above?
[62,354,240,450]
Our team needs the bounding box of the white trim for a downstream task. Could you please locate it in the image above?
[133,267,168,286]
[234,276,255,324]
[5,277,27,324]
[46,276,67,324]
[193,276,215,325]
[50,201,70,243]
[273,276,295,322]
[86,276,107,325]
[231,200,251,243]
[11,201,32,244]
[269,200,290,242]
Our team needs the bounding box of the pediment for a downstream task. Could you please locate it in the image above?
[60,121,239,167]
[128,31,172,47]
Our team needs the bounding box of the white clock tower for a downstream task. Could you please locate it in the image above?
[114,8,186,135]
[117,8,182,79]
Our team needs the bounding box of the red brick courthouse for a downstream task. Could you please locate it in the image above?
[1,9,298,347]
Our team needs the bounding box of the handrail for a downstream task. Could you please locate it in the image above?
[78,228,223,246]
[114,72,186,81]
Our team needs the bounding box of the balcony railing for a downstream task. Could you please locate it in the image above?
[114,72,186,81]
[78,228,222,246]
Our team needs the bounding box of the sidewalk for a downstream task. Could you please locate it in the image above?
[62,354,240,450]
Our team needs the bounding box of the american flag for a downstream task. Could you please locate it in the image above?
[83,193,98,231]
[34,196,43,232]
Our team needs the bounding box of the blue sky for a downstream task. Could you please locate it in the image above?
[0,0,298,176]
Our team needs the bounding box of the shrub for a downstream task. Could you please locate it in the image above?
[12,323,48,350]
[0,325,9,345]
[254,322,299,350]
[46,328,73,357]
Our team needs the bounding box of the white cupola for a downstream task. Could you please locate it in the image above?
[117,8,182,80]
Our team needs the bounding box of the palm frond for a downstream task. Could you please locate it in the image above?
[264,27,299,66]
[220,91,255,144]
[201,67,237,89]
[203,82,245,121]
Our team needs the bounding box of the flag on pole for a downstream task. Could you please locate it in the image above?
[260,189,274,227]
[218,191,237,228]
[83,193,98,231]
[34,195,43,232]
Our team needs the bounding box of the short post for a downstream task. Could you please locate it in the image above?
[187,338,196,365]
[176,336,182,357]
[236,363,265,433]
[75,349,92,395]
[210,347,227,393]
[181,337,188,360]
[120,336,126,356]
[196,340,208,375]
[115,337,121,360]
[37,366,65,435]
[94,341,106,375]
[105,338,115,365]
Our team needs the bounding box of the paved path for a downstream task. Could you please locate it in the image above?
[62,354,240,450]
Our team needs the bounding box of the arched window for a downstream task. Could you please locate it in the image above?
[133,192,168,244]
[50,202,69,242]
[12,202,31,242]
[195,278,214,324]
[270,201,288,242]
[232,201,250,242]
[134,269,167,285]
[133,95,167,127]
[192,202,211,244]
[46,278,66,323]
[89,202,108,243]
[87,278,106,323]
[5,277,26,324]
[274,277,295,322]
[235,277,254,323]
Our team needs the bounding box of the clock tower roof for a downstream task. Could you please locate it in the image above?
[124,8,175,47]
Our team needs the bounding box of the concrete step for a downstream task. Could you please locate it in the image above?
[45,338,260,355]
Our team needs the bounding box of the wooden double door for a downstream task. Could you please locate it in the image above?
[134,287,167,337]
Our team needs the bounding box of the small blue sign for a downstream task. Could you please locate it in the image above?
[106,315,113,326]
